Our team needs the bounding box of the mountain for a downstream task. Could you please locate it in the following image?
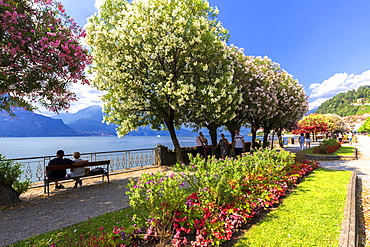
[52,105,117,136]
[52,105,103,124]
[316,85,370,116]
[0,110,80,137]
[52,105,194,136]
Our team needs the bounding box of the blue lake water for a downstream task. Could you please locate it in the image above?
[0,134,258,159]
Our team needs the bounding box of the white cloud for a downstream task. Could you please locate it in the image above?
[94,0,104,9]
[38,84,104,116]
[308,70,370,109]
[308,98,329,110]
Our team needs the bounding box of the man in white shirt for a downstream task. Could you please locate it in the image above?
[232,130,245,156]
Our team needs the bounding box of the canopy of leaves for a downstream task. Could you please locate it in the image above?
[86,0,232,136]
[358,117,370,133]
[0,0,92,115]
[316,85,370,116]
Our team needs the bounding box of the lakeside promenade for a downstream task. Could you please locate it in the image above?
[0,137,369,246]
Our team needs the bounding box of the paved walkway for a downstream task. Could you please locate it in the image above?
[1,137,370,246]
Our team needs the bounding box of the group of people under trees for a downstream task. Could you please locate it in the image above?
[47,150,87,189]
[196,130,245,158]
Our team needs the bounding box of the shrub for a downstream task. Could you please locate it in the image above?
[313,139,341,154]
[0,154,31,194]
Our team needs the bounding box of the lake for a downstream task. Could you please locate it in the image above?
[0,134,260,159]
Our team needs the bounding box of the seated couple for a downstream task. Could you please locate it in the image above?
[47,150,87,189]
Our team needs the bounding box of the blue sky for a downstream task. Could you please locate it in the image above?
[55,0,370,114]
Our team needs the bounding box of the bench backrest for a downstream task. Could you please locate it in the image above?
[46,160,110,171]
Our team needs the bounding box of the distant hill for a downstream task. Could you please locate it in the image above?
[316,85,370,116]
[52,105,103,124]
[0,110,80,137]
[53,105,194,136]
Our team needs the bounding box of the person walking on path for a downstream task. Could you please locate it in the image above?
[305,133,311,149]
[218,133,229,159]
[196,132,208,158]
[298,133,305,150]
[232,129,245,156]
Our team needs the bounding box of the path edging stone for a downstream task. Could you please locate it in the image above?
[339,171,358,247]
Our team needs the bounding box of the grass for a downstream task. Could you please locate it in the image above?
[235,168,351,247]
[10,169,351,247]
[333,146,356,156]
[9,207,136,247]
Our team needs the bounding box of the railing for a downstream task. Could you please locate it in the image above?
[13,148,158,183]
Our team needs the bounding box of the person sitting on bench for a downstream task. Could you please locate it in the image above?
[67,151,87,188]
[47,150,86,189]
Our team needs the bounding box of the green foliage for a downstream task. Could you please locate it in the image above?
[358,117,370,133]
[235,168,350,247]
[0,154,30,194]
[316,85,370,116]
[126,171,188,240]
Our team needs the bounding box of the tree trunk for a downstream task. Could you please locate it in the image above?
[262,129,270,148]
[251,124,258,150]
[207,125,218,156]
[165,122,184,164]
[0,183,21,206]
[276,129,284,148]
[270,131,276,149]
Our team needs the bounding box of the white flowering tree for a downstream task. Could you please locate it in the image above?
[260,72,307,147]
[86,0,231,163]
[183,43,241,155]
[224,47,307,149]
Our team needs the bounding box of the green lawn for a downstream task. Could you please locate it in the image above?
[333,146,356,156]
[235,168,351,247]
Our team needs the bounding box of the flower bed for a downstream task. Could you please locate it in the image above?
[95,149,319,246]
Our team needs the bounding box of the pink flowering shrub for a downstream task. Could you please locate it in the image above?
[0,0,92,114]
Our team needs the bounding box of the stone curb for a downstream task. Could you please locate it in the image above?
[305,148,358,160]
[339,171,358,247]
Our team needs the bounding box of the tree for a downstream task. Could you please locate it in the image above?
[297,114,329,140]
[183,44,240,155]
[322,114,347,133]
[260,71,307,148]
[0,0,92,115]
[0,0,91,205]
[86,0,232,163]
[358,117,370,133]
[225,51,301,150]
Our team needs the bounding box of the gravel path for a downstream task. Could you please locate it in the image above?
[1,138,370,247]
[0,166,173,247]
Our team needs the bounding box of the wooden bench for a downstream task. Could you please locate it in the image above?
[44,160,110,196]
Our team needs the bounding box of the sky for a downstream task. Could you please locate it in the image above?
[50,0,370,115]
